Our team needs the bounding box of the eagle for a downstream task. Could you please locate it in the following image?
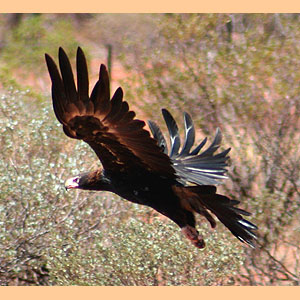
[45,47,257,249]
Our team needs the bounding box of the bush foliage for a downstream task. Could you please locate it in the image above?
[0,14,299,285]
[0,14,78,72]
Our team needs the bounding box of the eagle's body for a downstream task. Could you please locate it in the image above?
[77,168,177,207]
[45,47,257,249]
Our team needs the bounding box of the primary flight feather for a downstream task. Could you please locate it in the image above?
[45,47,257,249]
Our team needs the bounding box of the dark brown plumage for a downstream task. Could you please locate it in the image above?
[45,47,257,249]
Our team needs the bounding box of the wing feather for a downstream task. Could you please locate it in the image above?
[104,87,123,122]
[46,47,175,177]
[92,66,111,116]
[76,47,89,103]
[147,120,168,154]
[58,47,78,103]
[179,112,195,156]
[162,108,181,158]
[148,110,230,186]
[45,53,67,124]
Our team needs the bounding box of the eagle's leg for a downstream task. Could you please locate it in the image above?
[181,225,205,249]
[150,204,206,249]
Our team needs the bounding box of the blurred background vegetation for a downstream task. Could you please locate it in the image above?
[0,13,299,285]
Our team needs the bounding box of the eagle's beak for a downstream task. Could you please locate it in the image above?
[65,177,79,190]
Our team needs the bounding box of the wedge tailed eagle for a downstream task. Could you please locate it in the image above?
[45,47,257,249]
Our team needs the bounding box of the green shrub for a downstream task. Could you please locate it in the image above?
[0,14,78,73]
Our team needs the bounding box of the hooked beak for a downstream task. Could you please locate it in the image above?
[65,177,79,190]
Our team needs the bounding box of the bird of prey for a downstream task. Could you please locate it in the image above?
[45,47,257,249]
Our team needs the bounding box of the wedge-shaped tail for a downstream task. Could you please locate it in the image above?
[176,185,257,247]
[148,109,231,186]
[199,192,257,247]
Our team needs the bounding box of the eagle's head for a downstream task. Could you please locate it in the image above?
[65,170,113,192]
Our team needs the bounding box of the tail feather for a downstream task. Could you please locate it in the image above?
[178,186,257,247]
[199,193,257,247]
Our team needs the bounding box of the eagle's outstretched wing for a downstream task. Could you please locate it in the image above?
[45,47,176,177]
[148,110,231,186]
